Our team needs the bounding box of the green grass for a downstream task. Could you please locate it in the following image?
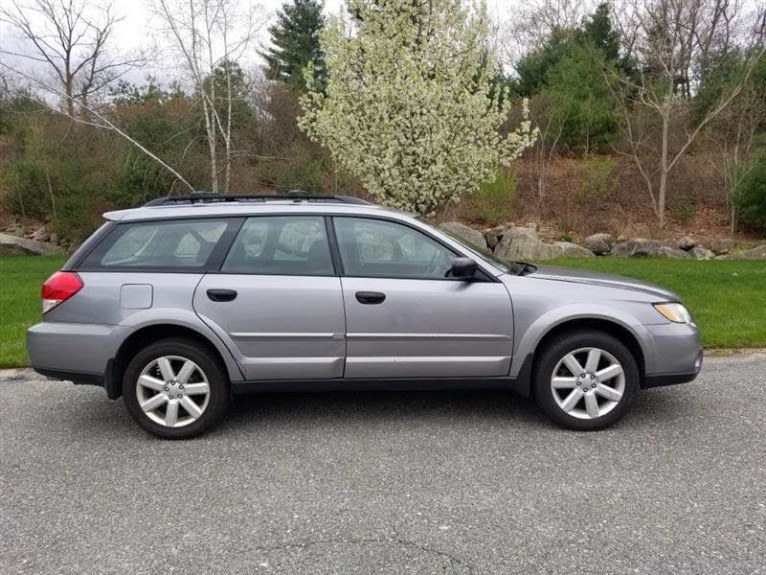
[0,255,764,368]
[0,255,68,369]
[546,258,766,349]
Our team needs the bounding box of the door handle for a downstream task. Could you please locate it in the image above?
[355,291,386,305]
[207,288,238,302]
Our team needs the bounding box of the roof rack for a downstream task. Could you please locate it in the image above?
[142,190,372,207]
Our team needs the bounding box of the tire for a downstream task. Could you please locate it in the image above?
[122,338,230,439]
[533,330,639,431]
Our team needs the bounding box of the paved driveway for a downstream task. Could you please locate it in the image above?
[2,352,765,575]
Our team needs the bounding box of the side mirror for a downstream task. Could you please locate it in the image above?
[450,257,477,279]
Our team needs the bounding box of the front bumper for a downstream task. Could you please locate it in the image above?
[641,322,703,388]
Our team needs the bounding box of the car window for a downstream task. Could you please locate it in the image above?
[85,219,228,269]
[222,216,334,276]
[334,217,456,279]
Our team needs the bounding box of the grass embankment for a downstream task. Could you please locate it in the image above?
[0,255,67,368]
[547,258,766,349]
[0,255,763,368]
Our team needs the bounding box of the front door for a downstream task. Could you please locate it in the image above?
[194,215,345,380]
[333,217,514,379]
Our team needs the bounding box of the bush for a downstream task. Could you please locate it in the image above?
[735,151,766,232]
[574,156,618,212]
[469,169,517,226]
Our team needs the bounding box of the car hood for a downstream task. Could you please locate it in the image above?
[522,265,681,302]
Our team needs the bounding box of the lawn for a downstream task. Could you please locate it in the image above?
[0,255,68,369]
[0,255,764,368]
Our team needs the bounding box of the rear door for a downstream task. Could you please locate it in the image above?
[194,215,345,380]
[333,216,514,379]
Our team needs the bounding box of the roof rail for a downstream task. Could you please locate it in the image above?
[142,191,372,207]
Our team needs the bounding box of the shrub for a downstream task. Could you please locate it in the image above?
[469,169,517,226]
[735,151,766,232]
[574,156,618,212]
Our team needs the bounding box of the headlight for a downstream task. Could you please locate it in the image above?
[653,302,694,325]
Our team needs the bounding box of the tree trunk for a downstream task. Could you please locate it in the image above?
[658,102,670,228]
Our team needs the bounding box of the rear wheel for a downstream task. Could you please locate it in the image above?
[533,330,639,431]
[123,339,230,439]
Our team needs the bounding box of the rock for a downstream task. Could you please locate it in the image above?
[709,238,736,255]
[484,228,502,250]
[582,233,614,255]
[525,222,538,231]
[611,238,691,259]
[689,246,715,260]
[495,227,555,260]
[31,226,50,243]
[49,233,60,245]
[0,232,65,256]
[439,221,488,250]
[3,225,24,237]
[717,244,766,260]
[677,236,697,251]
[553,241,595,258]
[493,227,592,261]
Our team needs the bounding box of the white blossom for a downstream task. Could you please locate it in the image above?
[299,0,538,215]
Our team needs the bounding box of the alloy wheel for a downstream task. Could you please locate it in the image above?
[136,355,211,428]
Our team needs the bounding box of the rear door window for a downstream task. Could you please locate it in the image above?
[221,216,334,276]
[82,219,229,270]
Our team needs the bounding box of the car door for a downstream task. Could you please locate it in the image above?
[333,216,514,379]
[193,215,345,380]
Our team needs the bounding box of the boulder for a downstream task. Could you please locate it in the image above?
[677,236,697,251]
[31,226,50,243]
[689,246,715,260]
[494,227,592,261]
[0,232,64,256]
[582,233,614,255]
[611,238,691,259]
[483,226,505,250]
[553,241,595,258]
[717,244,766,260]
[439,221,488,250]
[709,238,736,255]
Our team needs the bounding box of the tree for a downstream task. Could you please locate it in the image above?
[611,0,764,227]
[299,0,536,216]
[0,0,139,116]
[543,41,621,154]
[153,0,265,193]
[264,0,326,91]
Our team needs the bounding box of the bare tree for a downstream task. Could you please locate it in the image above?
[499,0,591,66]
[0,0,141,116]
[610,0,764,227]
[152,0,265,194]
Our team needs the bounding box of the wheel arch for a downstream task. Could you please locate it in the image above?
[106,323,242,399]
[511,314,648,398]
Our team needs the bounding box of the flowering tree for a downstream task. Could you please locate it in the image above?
[299,0,536,215]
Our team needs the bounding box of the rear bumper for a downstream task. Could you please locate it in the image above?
[27,321,130,383]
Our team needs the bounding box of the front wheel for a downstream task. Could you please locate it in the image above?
[123,339,230,439]
[533,330,639,431]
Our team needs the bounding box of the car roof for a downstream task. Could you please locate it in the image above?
[103,193,408,222]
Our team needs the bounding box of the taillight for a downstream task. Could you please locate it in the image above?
[41,271,83,314]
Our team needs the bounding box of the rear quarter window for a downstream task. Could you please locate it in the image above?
[81,219,229,270]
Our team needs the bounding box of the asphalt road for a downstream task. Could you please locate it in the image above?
[2,352,765,575]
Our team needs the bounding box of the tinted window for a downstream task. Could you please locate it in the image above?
[334,217,455,279]
[222,216,334,276]
[84,219,228,269]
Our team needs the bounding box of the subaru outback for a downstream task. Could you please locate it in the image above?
[27,193,702,438]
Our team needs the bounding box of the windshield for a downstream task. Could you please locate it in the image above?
[438,227,523,275]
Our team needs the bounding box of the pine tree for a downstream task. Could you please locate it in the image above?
[264,0,326,91]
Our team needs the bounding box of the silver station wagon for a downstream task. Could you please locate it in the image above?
[27,193,703,438]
